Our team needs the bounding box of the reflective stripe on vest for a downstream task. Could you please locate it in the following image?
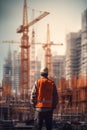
[37,99,52,103]
[35,78,54,108]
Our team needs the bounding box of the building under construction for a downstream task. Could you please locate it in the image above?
[58,76,87,117]
[0,1,87,130]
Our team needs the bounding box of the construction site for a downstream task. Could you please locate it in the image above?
[0,0,87,129]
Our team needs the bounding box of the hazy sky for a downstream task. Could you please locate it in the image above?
[0,0,87,82]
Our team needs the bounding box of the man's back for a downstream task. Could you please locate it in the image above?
[36,77,54,108]
[30,67,58,130]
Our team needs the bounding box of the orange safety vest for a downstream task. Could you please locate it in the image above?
[35,78,54,108]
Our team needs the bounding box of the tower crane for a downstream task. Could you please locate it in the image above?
[43,24,63,78]
[17,0,49,100]
[30,9,36,88]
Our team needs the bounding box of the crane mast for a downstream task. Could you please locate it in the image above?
[17,0,50,100]
[45,24,52,77]
[43,24,63,78]
[30,9,36,88]
[20,0,29,100]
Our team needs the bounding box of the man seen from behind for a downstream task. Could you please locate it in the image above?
[30,67,58,130]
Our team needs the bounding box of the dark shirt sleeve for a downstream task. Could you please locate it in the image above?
[52,83,58,109]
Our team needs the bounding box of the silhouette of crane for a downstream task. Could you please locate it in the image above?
[43,24,63,78]
[17,0,49,99]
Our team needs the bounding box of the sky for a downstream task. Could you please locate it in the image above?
[0,0,87,82]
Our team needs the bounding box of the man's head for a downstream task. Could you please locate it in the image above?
[40,67,48,77]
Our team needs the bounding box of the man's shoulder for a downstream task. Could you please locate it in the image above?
[48,78,55,83]
[37,77,55,85]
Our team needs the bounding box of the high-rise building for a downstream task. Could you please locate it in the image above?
[30,56,41,90]
[81,9,87,76]
[35,57,41,80]
[12,50,21,96]
[52,55,65,85]
[65,31,81,79]
[30,60,36,88]
[2,45,12,87]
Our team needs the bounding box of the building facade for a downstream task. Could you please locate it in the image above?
[52,55,65,85]
[65,31,81,79]
[12,51,21,97]
[2,46,12,87]
[30,56,41,92]
[81,9,87,76]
